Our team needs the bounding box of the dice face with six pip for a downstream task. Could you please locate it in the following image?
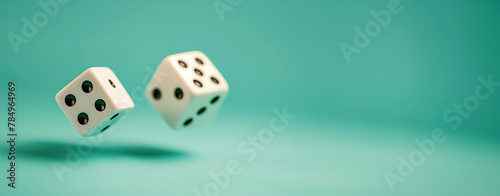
[55,67,135,137]
[146,51,229,129]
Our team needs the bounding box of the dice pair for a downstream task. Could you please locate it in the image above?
[55,51,229,137]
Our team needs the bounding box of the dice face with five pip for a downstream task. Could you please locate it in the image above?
[146,51,229,129]
[55,67,135,137]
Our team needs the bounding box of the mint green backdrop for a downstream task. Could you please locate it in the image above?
[1,0,499,195]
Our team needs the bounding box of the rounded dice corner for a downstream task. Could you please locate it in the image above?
[188,50,206,57]
[85,66,112,74]
[54,92,61,104]
[82,129,99,137]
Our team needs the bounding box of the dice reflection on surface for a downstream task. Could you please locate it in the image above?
[55,67,134,137]
[146,51,229,129]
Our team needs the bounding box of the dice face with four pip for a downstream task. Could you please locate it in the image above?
[146,51,229,129]
[55,67,135,137]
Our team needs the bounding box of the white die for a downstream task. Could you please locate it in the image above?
[55,67,135,137]
[146,51,229,129]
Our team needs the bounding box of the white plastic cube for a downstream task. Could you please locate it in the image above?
[146,51,229,129]
[55,67,134,136]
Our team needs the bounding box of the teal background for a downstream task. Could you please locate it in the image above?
[1,0,500,195]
